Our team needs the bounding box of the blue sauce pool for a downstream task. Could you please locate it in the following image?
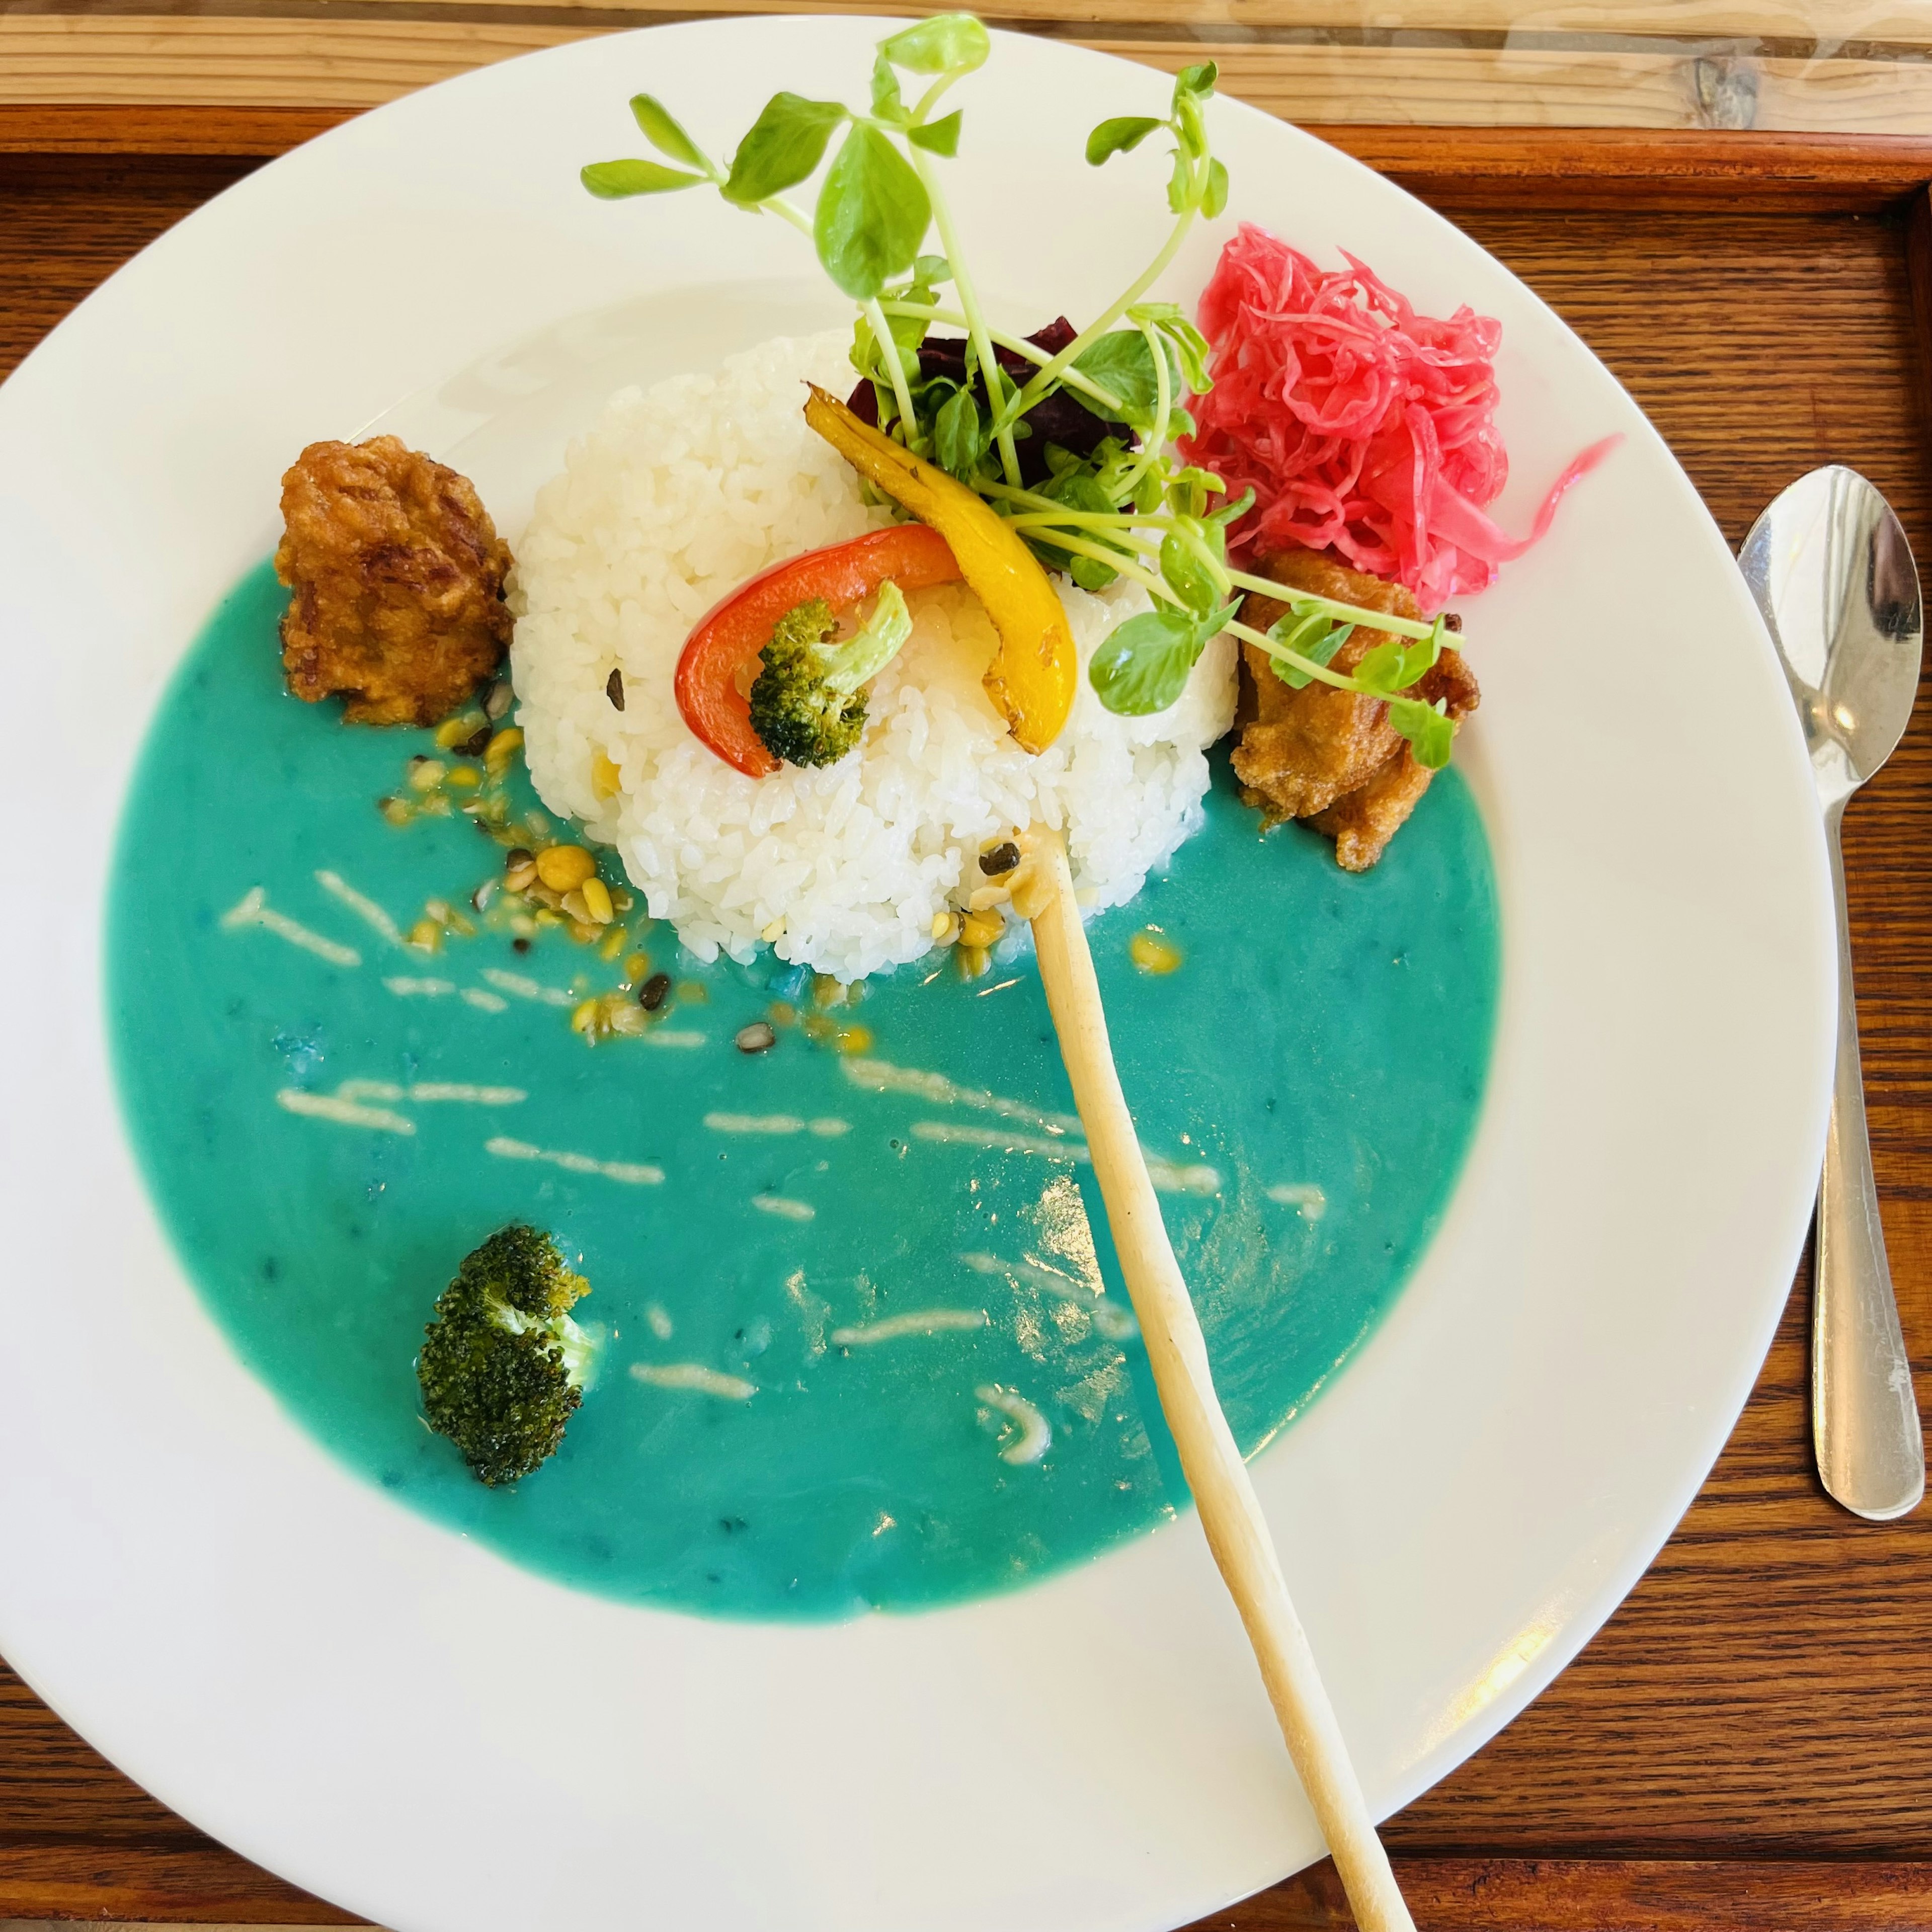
[107,560,1499,1619]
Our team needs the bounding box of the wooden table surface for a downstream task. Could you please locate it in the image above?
[3,119,1931,1932]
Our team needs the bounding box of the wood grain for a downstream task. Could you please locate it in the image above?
[1,139,1929,1931]
[11,108,1932,215]
[13,0,1932,50]
[8,13,1932,132]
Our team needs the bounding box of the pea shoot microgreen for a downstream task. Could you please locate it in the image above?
[582,17,1455,761]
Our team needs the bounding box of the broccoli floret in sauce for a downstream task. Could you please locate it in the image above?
[747,583,913,769]
[417,1224,596,1486]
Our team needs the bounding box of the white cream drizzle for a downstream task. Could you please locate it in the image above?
[221,888,360,968]
[629,1361,757,1400]
[314,868,401,945]
[831,1309,989,1346]
[479,967,576,1008]
[485,1136,665,1186]
[1143,1155,1223,1196]
[1266,1182,1328,1221]
[959,1249,1085,1298]
[905,1112,1220,1196]
[976,1385,1052,1465]
[334,1079,526,1107]
[914,1119,1084,1161]
[958,1251,1140,1343]
[704,1112,850,1136]
[382,975,511,1014]
[277,1078,524,1137]
[958,1249,1141,1341]
[276,1089,414,1135]
[751,1193,816,1222]
[842,1058,1083,1138]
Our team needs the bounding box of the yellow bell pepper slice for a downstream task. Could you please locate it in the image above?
[804,385,1076,756]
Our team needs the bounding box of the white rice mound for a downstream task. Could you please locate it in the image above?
[510,331,1236,982]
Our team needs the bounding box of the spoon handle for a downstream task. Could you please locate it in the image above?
[1814,798,1924,1520]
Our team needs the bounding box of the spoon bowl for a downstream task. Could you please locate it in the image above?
[1742,465,1922,806]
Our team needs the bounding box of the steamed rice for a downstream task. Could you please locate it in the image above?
[510,332,1236,982]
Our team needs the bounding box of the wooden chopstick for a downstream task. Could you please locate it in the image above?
[1026,826,1415,1932]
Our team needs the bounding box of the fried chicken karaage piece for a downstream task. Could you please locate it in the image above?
[275,436,513,726]
[1233,547,1479,871]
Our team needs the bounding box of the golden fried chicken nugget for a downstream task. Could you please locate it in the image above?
[1233,547,1478,871]
[275,436,513,726]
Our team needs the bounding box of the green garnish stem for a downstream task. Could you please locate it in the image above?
[754,192,922,448]
[1005,182,1199,421]
[862,296,921,438]
[905,147,1023,487]
[1219,574,1438,642]
[984,479,1444,648]
[1033,526,1388,699]
[1114,315,1173,495]
[875,301,1130,416]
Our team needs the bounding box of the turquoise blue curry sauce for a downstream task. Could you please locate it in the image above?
[108,560,1499,1619]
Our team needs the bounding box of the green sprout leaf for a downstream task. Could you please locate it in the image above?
[1027,465,1125,586]
[1202,156,1230,218]
[628,95,707,171]
[1174,90,1208,162]
[1130,305,1213,393]
[814,123,932,299]
[1265,609,1352,689]
[723,93,847,207]
[879,13,990,75]
[1352,639,1409,694]
[1174,61,1220,100]
[581,158,705,199]
[1089,608,1206,715]
[1388,696,1455,769]
[1166,145,1194,215]
[1354,632,1439,695]
[933,384,986,478]
[1165,465,1223,520]
[870,51,907,123]
[1207,485,1256,528]
[1159,527,1222,614]
[908,110,963,156]
[1086,115,1163,165]
[886,303,933,357]
[1069,330,1171,429]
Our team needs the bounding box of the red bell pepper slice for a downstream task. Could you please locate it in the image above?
[674,523,963,777]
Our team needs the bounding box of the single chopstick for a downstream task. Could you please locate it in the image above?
[1025,826,1415,1932]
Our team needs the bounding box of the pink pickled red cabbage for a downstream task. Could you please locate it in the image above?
[1182,223,1616,611]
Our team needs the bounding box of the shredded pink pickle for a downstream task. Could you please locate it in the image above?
[1182,223,1619,611]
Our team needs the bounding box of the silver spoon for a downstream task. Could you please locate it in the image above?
[1741,465,1924,1520]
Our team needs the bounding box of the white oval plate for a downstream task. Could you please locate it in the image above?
[0,21,1833,1932]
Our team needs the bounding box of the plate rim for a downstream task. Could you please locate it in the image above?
[0,21,1836,1932]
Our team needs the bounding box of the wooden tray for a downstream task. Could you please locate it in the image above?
[2,117,1929,1932]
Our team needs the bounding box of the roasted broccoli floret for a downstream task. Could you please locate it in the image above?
[747,582,913,768]
[417,1224,596,1487]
